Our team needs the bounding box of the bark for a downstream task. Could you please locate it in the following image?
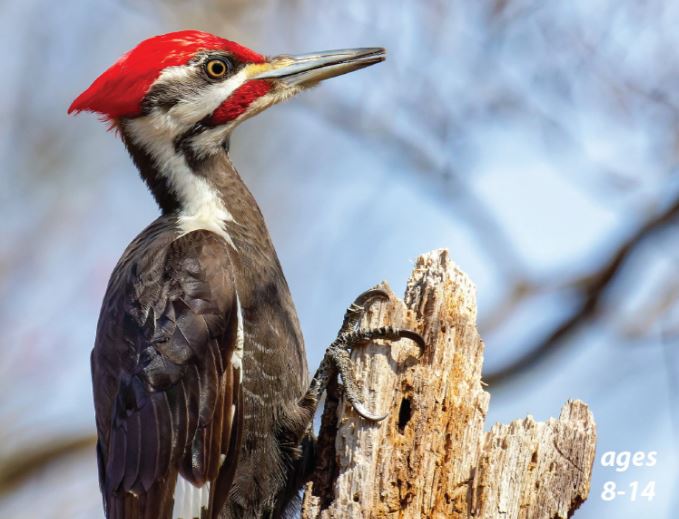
[301,249,596,519]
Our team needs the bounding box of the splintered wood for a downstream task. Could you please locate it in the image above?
[301,249,596,519]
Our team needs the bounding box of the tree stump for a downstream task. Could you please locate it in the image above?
[301,249,596,518]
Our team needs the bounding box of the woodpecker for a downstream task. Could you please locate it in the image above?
[70,30,422,519]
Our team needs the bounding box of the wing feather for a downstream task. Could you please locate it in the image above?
[92,230,242,518]
[138,396,159,492]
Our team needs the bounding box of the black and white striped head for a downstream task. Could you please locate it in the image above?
[70,30,384,227]
[70,30,384,157]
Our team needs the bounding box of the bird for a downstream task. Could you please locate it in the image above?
[69,30,423,519]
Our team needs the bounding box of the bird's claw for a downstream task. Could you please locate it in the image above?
[331,290,425,422]
[335,326,426,356]
[339,287,390,336]
[328,347,389,422]
[304,288,426,425]
[348,398,389,422]
[332,326,423,422]
[338,286,425,354]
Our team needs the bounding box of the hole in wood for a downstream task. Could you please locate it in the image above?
[398,397,412,432]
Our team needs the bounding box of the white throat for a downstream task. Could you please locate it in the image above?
[125,115,236,248]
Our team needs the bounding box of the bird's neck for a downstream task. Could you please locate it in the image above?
[120,128,266,251]
[122,130,184,214]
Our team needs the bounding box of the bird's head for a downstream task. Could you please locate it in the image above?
[69,30,384,159]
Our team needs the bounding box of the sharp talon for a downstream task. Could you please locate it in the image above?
[351,400,389,422]
[352,288,389,308]
[318,289,422,425]
[340,288,391,336]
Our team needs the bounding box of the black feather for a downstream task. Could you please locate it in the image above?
[92,229,241,517]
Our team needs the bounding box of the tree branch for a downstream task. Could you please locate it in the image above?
[485,193,679,385]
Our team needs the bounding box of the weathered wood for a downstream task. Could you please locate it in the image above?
[301,249,596,519]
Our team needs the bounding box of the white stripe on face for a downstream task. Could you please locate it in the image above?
[121,59,258,247]
[125,113,236,248]
[121,62,285,245]
[151,65,249,130]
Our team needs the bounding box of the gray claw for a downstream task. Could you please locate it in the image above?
[352,288,389,308]
[329,288,423,424]
[340,288,390,336]
[350,399,389,422]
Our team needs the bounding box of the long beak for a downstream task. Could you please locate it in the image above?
[253,48,386,86]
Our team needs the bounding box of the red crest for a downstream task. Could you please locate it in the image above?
[68,30,265,119]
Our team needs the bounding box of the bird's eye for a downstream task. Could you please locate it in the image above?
[205,58,231,79]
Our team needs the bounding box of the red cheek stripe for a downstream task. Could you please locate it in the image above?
[208,80,271,126]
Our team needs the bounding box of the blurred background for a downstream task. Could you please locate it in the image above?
[1,0,678,517]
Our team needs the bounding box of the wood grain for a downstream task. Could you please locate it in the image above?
[302,249,596,519]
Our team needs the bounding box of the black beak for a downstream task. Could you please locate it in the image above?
[253,48,386,86]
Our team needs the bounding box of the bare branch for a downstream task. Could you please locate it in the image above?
[485,193,679,385]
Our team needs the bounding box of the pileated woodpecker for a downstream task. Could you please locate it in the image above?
[70,31,422,519]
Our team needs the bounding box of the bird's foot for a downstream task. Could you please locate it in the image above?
[302,288,425,422]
